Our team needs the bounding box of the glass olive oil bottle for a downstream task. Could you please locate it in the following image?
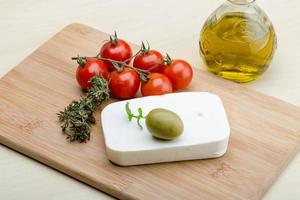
[199,0,277,83]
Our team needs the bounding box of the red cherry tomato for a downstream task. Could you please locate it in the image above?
[109,68,140,99]
[133,50,164,73]
[100,34,132,72]
[76,57,109,90]
[163,59,193,90]
[141,73,173,96]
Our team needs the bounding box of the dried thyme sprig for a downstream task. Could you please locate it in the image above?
[57,76,110,143]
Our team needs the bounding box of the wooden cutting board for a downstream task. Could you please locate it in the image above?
[0,23,300,200]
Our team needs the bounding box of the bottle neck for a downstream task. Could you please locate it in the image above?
[227,0,255,5]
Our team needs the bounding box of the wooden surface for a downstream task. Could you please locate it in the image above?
[0,23,300,200]
[1,1,300,200]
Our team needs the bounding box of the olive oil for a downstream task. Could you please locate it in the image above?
[200,12,277,83]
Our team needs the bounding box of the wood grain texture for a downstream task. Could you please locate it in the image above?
[0,23,300,200]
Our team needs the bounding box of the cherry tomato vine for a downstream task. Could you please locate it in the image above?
[58,32,193,143]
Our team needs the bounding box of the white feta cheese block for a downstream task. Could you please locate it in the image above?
[101,92,230,166]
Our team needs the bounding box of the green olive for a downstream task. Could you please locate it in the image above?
[145,108,184,140]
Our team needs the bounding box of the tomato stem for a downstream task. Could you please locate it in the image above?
[140,41,150,55]
[73,52,151,83]
[72,55,87,67]
[164,53,172,66]
[110,31,119,46]
[95,55,150,82]
[124,48,142,63]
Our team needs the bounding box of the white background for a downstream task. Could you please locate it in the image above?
[0,0,299,199]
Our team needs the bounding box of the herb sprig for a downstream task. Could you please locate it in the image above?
[57,76,109,142]
[125,102,146,129]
